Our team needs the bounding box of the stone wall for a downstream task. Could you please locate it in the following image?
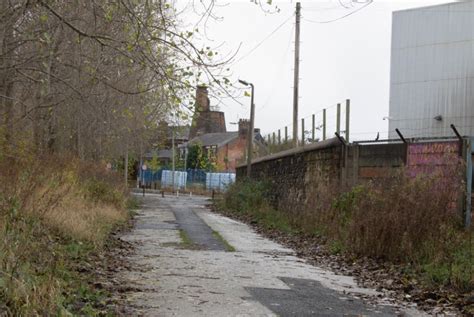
[237,138,343,215]
[236,138,469,220]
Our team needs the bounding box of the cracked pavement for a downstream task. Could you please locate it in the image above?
[117,194,427,316]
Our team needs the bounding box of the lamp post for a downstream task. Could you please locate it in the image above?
[239,79,255,178]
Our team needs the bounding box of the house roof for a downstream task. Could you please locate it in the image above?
[188,132,239,148]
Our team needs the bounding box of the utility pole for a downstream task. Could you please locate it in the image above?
[247,85,255,178]
[171,127,175,190]
[292,2,301,147]
[184,143,188,191]
[238,79,255,178]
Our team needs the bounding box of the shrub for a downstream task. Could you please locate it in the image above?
[222,179,271,214]
[219,167,473,292]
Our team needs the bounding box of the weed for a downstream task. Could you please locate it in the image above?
[212,230,236,252]
[0,153,129,315]
[178,229,202,250]
[328,240,345,255]
[219,171,473,292]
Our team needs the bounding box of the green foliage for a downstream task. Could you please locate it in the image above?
[186,143,215,171]
[219,180,296,234]
[148,152,161,172]
[115,156,136,181]
[329,240,346,255]
[221,179,271,214]
[331,185,365,228]
[422,234,473,291]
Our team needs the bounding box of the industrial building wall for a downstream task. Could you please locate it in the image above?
[388,1,474,139]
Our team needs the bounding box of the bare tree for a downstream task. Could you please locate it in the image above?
[0,0,231,160]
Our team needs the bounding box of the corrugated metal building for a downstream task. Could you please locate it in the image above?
[388,0,474,139]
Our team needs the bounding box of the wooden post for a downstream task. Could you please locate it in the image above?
[278,129,281,145]
[292,2,301,147]
[336,103,341,136]
[272,132,276,145]
[323,109,327,140]
[285,126,288,143]
[345,99,350,142]
[301,118,305,146]
[312,114,315,142]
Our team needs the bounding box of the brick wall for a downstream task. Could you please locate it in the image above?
[236,138,468,220]
[215,137,247,172]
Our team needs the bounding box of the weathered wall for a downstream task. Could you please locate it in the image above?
[237,138,469,222]
[190,111,227,139]
[216,137,247,172]
[406,141,461,177]
[237,139,343,215]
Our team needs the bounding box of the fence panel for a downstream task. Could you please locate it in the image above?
[161,170,187,189]
[206,173,236,191]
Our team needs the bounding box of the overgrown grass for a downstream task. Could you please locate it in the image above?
[0,153,131,315]
[218,180,297,234]
[219,174,473,293]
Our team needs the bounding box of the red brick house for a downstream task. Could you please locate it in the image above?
[185,120,265,172]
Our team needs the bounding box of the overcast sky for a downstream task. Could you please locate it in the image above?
[179,0,457,141]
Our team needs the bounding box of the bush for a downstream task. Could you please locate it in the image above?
[219,168,473,292]
[222,179,271,214]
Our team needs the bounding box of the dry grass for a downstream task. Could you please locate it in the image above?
[220,165,473,292]
[0,153,129,315]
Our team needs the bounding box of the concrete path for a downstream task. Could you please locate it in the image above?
[118,194,426,316]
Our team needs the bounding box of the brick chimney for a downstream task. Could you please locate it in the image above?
[196,85,210,112]
[238,119,250,138]
[189,85,226,139]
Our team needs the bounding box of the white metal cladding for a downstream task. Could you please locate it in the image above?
[161,170,187,189]
[388,1,474,139]
[206,173,236,191]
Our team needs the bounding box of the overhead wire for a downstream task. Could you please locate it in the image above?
[302,0,374,24]
[258,23,295,111]
[233,13,294,64]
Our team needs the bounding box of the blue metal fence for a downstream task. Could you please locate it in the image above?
[138,168,211,187]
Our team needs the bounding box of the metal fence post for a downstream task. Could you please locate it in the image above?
[301,118,305,146]
[465,138,473,228]
[336,103,341,135]
[323,109,327,140]
[345,99,350,143]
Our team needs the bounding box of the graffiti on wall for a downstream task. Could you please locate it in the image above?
[407,141,461,177]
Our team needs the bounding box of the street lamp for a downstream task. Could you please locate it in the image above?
[238,79,255,178]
